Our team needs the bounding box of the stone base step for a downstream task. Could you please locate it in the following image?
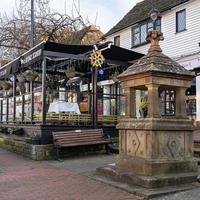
[96,165,198,189]
[89,172,199,199]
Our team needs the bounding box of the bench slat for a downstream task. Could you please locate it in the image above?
[57,140,110,147]
[55,136,103,142]
[53,133,103,138]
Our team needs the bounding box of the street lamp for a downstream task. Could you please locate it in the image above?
[149,8,160,30]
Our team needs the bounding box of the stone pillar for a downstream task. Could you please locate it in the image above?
[146,84,160,118]
[176,87,187,117]
[124,87,135,118]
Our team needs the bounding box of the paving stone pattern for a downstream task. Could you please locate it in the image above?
[0,148,141,200]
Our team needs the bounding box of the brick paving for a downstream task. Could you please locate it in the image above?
[0,149,141,200]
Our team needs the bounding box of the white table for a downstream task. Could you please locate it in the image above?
[48,101,80,114]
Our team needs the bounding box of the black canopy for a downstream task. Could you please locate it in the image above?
[0,41,144,79]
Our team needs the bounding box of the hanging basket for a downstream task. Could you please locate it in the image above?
[23,70,39,82]
[2,81,12,91]
[65,71,76,79]
[17,75,26,83]
[17,82,26,94]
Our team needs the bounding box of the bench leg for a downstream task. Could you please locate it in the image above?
[105,144,111,155]
[55,147,62,161]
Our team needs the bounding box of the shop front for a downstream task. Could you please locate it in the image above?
[0,41,143,143]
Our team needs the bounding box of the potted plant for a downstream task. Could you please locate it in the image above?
[0,126,9,135]
[110,71,119,82]
[2,81,12,91]
[64,67,76,79]
[17,82,26,94]
[17,73,26,83]
[139,95,148,118]
[23,70,39,82]
[35,73,42,82]
[8,127,24,136]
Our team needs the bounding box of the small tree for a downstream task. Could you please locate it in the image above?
[0,0,99,61]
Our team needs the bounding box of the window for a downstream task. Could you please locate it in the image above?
[161,90,175,115]
[114,35,120,46]
[176,9,186,33]
[132,19,161,47]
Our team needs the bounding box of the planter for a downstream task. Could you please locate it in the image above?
[25,75,36,82]
[23,70,39,82]
[65,71,76,79]
[17,83,26,94]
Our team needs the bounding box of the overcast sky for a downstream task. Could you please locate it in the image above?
[0,0,143,33]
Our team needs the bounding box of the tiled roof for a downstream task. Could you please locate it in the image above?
[118,51,194,78]
[104,0,190,37]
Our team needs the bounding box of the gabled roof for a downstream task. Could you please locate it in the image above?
[105,0,190,37]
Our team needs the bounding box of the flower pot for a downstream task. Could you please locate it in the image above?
[2,82,12,90]
[17,83,26,94]
[17,75,26,83]
[65,71,76,79]
[25,75,36,82]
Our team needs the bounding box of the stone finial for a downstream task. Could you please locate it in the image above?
[146,30,164,53]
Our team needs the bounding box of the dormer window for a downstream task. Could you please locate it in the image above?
[132,19,161,47]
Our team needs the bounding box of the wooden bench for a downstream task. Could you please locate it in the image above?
[52,129,111,159]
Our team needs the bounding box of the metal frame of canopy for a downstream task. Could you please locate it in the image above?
[0,41,143,129]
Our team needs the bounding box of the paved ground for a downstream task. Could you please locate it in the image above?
[1,148,200,200]
[0,148,141,200]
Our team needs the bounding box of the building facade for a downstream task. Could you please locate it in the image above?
[104,0,200,122]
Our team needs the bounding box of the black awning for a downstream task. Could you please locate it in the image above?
[0,41,144,79]
[101,45,144,62]
[44,41,93,54]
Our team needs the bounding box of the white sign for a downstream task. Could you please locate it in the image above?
[80,80,115,92]
[178,57,200,70]
[21,49,42,65]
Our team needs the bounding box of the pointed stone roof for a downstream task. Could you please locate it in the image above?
[118,31,194,78]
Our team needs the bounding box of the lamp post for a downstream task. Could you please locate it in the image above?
[149,8,160,30]
[31,0,35,47]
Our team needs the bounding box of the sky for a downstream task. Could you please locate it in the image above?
[0,0,143,33]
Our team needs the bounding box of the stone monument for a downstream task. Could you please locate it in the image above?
[97,30,198,190]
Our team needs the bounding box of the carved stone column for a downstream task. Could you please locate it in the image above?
[176,87,187,117]
[124,87,136,118]
[146,84,160,118]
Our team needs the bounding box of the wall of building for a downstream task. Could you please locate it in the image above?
[105,0,200,59]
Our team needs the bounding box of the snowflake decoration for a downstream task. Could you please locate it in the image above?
[89,50,105,68]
